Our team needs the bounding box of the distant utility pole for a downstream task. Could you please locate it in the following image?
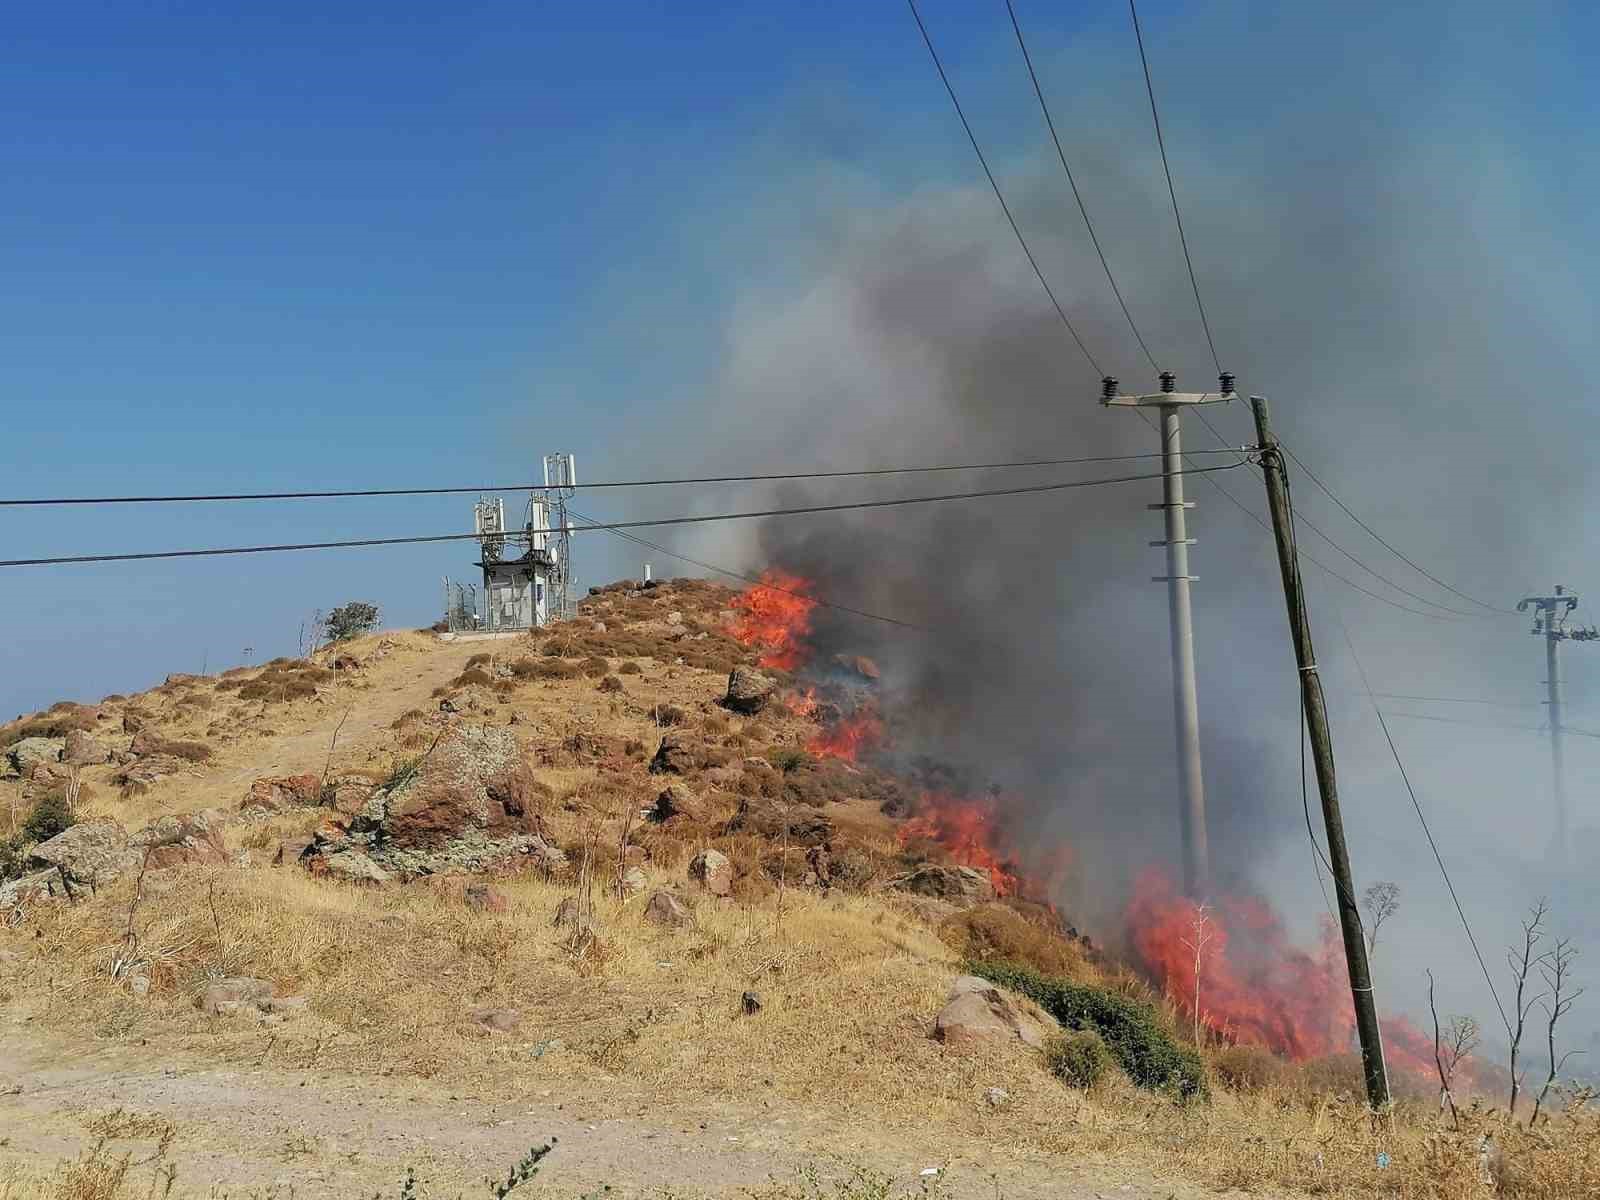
[1251,394,1391,1111]
[1516,586,1598,862]
[1101,370,1235,898]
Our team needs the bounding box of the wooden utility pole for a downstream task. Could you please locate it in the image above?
[1250,395,1391,1110]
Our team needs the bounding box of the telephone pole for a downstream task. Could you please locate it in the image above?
[1101,370,1234,898]
[1250,395,1390,1110]
[1516,586,1598,864]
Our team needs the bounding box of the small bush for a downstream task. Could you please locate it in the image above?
[452,668,494,688]
[970,960,1207,1101]
[509,658,542,679]
[160,740,213,763]
[618,661,643,676]
[655,704,688,727]
[939,903,1087,979]
[1045,1031,1113,1089]
[598,674,624,694]
[579,655,610,679]
[533,660,581,680]
[22,791,75,843]
[466,653,492,668]
[766,747,811,774]
[1211,1043,1288,1093]
[323,601,380,642]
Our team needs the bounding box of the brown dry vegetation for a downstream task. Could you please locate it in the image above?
[3,579,1599,1197]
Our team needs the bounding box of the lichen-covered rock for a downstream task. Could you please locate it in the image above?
[6,737,63,776]
[689,848,733,897]
[300,725,562,880]
[129,809,229,868]
[724,796,834,846]
[310,849,391,885]
[28,820,134,886]
[723,667,774,714]
[648,731,698,775]
[649,782,700,823]
[888,863,995,905]
[240,774,321,813]
[643,889,692,927]
[62,730,110,766]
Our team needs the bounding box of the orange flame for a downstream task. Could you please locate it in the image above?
[898,791,1024,896]
[729,570,816,670]
[784,686,820,718]
[806,703,884,763]
[1124,867,1458,1082]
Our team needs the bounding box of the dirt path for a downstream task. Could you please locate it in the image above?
[0,1029,1269,1199]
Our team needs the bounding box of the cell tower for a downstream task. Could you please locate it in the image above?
[542,453,577,622]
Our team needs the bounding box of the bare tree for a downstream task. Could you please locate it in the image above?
[1507,899,1551,1117]
[1181,903,1215,1047]
[1362,881,1401,954]
[1531,938,1584,1125]
[1427,969,1478,1131]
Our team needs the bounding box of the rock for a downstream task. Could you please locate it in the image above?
[198,976,274,1016]
[311,849,391,885]
[592,621,608,634]
[649,782,699,824]
[597,675,624,694]
[128,974,151,998]
[112,755,188,789]
[741,990,762,1016]
[6,737,63,776]
[130,810,229,868]
[934,977,1045,1049]
[273,836,314,867]
[889,864,995,905]
[330,654,360,672]
[122,711,145,734]
[464,883,508,913]
[325,780,373,817]
[983,1087,1011,1108]
[472,1007,522,1033]
[0,869,63,909]
[648,731,698,775]
[552,896,594,930]
[128,730,164,757]
[28,820,133,887]
[643,890,692,928]
[620,866,648,897]
[723,667,775,714]
[241,773,321,813]
[689,848,733,896]
[262,995,309,1015]
[62,730,110,766]
[724,796,834,846]
[301,725,558,880]
[666,611,683,626]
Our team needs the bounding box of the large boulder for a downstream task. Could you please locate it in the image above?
[301,725,565,880]
[724,795,834,846]
[688,848,733,896]
[723,667,775,714]
[240,774,320,814]
[648,731,698,775]
[888,863,995,905]
[28,820,134,887]
[130,810,229,868]
[934,976,1046,1049]
[111,755,189,790]
[6,737,63,777]
[643,890,692,927]
[648,782,700,824]
[62,730,111,766]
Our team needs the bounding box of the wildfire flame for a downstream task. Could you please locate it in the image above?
[898,791,1024,896]
[784,686,820,718]
[806,703,885,763]
[729,569,816,670]
[1124,867,1450,1081]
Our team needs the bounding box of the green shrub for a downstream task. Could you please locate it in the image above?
[1045,1030,1112,1089]
[323,601,380,642]
[969,960,1207,1100]
[22,791,75,844]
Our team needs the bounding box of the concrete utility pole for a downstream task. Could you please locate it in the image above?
[1101,370,1234,898]
[1251,395,1390,1111]
[1516,586,1598,862]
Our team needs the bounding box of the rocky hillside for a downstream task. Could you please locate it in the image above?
[0,578,1591,1198]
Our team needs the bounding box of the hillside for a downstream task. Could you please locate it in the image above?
[0,578,1590,1199]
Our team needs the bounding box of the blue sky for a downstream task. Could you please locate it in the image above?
[3,0,1596,723]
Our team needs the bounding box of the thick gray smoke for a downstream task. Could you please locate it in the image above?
[598,4,1600,1047]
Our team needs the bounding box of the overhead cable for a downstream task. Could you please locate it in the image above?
[906,0,1104,376]
[0,449,1246,509]
[0,461,1247,569]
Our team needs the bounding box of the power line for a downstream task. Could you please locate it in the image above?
[0,461,1247,569]
[1381,710,1600,742]
[0,449,1246,509]
[1279,441,1516,615]
[566,509,935,634]
[1004,0,1159,373]
[1335,614,1513,1037]
[905,0,1104,376]
[1127,0,1221,374]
